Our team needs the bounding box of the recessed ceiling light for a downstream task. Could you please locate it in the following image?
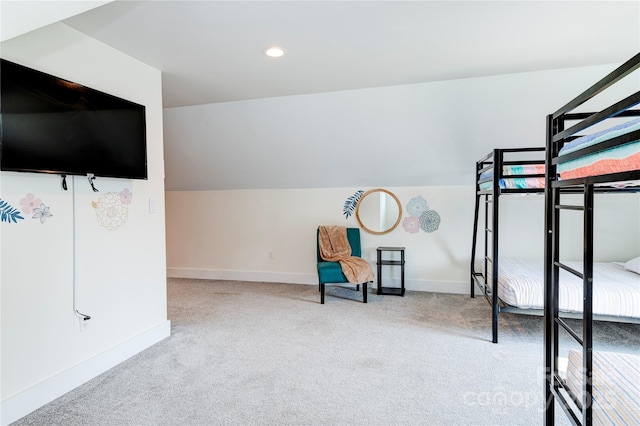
[263,46,286,58]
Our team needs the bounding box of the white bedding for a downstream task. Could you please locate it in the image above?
[565,350,640,425]
[485,257,640,318]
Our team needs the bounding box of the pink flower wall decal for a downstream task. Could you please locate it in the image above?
[19,193,42,215]
[402,216,420,234]
[119,188,133,205]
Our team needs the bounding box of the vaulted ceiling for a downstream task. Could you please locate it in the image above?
[59,1,640,108]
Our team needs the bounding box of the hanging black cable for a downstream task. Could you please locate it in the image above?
[87,174,99,192]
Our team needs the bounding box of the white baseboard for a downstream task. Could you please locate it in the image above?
[166,267,469,295]
[1,320,171,426]
[167,267,318,285]
[404,278,468,294]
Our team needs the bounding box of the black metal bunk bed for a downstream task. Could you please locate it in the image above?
[544,53,640,426]
[471,147,546,343]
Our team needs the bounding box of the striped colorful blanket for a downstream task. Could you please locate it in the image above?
[558,118,640,180]
[479,164,545,190]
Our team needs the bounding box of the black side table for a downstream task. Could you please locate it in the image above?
[376,246,405,296]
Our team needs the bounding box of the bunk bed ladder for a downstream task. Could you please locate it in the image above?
[471,192,495,302]
[471,161,481,298]
[471,151,494,301]
[545,111,599,426]
[544,114,557,426]
[552,186,594,426]
[481,194,493,300]
[471,154,491,297]
[470,149,502,343]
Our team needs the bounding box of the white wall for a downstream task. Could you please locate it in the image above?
[166,186,474,293]
[0,23,168,424]
[165,64,640,292]
[162,63,638,191]
[166,186,639,295]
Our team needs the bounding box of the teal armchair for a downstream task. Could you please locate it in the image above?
[316,227,368,304]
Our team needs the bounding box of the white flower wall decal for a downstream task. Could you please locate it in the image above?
[32,204,53,224]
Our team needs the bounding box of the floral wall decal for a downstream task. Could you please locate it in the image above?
[0,198,25,223]
[402,216,420,234]
[92,189,132,230]
[20,193,42,215]
[419,209,441,233]
[119,188,133,205]
[403,195,441,234]
[343,190,364,219]
[18,193,53,224]
[32,204,53,224]
[406,195,429,217]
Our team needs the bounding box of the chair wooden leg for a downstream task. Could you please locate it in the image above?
[356,284,360,291]
[320,283,325,304]
[363,282,367,303]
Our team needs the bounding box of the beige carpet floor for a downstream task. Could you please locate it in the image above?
[12,278,640,425]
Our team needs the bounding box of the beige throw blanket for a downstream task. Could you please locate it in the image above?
[318,226,374,284]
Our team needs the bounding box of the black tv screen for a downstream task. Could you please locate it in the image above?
[0,59,147,179]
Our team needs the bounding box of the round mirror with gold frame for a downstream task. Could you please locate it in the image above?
[355,188,402,235]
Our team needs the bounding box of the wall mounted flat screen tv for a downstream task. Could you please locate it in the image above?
[0,58,147,179]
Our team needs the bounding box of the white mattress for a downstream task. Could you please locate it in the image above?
[565,350,640,425]
[485,257,640,318]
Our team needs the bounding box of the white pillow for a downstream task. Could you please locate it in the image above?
[624,257,640,275]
